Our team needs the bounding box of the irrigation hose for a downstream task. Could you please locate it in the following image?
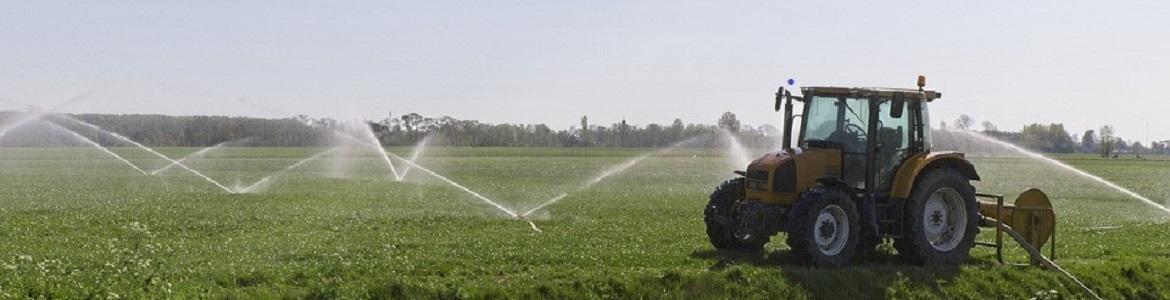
[991,220,1103,300]
[527,220,543,233]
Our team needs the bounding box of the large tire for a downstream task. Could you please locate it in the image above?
[704,178,767,252]
[785,187,860,267]
[894,167,980,265]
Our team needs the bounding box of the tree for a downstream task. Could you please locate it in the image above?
[1048,124,1075,153]
[1099,125,1115,158]
[954,115,974,131]
[1080,130,1096,153]
[398,113,424,141]
[400,113,422,131]
[619,119,629,147]
[1114,138,1128,153]
[580,116,589,145]
[644,123,663,146]
[757,124,779,137]
[981,121,997,132]
[718,112,741,132]
[670,118,684,141]
[294,114,313,126]
[1132,141,1146,157]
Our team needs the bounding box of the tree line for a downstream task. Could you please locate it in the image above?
[2,111,1162,156]
[0,112,324,147]
[366,111,776,148]
[0,111,778,149]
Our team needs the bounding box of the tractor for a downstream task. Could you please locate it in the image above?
[704,76,1057,266]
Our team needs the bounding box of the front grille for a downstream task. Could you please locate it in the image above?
[747,170,769,180]
[772,162,797,192]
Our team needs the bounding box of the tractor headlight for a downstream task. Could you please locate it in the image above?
[746,180,768,191]
[746,169,769,191]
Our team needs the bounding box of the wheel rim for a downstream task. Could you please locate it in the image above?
[814,204,849,256]
[922,187,967,251]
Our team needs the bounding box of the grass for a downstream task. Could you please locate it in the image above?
[1,147,1169,299]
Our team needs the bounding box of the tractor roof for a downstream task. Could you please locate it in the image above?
[801,86,942,101]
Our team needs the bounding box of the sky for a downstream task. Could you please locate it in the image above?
[2,1,1169,142]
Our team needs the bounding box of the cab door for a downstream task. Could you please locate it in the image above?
[799,96,871,188]
[834,98,870,189]
[874,98,912,196]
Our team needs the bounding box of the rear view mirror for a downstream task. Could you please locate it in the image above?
[775,87,785,112]
[890,93,905,118]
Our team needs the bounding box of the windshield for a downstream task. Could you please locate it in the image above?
[800,96,869,152]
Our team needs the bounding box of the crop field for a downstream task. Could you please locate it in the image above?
[2,147,1169,299]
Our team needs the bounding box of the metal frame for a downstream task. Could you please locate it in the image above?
[974,192,1058,265]
[974,193,1006,263]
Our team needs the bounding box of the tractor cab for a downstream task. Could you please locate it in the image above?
[740,79,943,208]
[793,86,938,194]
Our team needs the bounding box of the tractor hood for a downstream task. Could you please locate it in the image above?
[743,147,842,205]
[750,148,800,170]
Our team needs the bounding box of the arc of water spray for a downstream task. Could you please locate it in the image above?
[331,130,430,180]
[381,149,519,217]
[237,147,342,193]
[55,115,235,193]
[0,89,103,142]
[398,135,431,178]
[955,130,1170,216]
[43,121,148,175]
[520,138,697,218]
[150,139,244,175]
[0,113,47,142]
[359,125,403,181]
[520,193,568,218]
[332,130,519,218]
[518,153,652,217]
[236,134,431,193]
[720,128,753,169]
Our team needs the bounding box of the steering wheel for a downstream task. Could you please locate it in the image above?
[845,123,866,138]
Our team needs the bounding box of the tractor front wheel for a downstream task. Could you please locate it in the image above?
[895,167,979,265]
[704,178,767,252]
[785,187,860,267]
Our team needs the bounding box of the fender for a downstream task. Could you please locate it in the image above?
[890,151,980,199]
[815,176,851,193]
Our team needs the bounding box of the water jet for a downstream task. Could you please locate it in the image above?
[43,121,148,175]
[237,147,342,193]
[55,115,235,193]
[954,130,1170,216]
[150,138,250,175]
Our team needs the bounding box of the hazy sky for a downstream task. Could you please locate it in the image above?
[2,1,1169,141]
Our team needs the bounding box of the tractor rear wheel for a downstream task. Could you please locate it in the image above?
[894,167,979,265]
[704,178,767,252]
[785,187,860,267]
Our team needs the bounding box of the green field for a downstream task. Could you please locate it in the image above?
[2,147,1169,299]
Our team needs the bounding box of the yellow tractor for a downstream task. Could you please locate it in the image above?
[705,76,1056,266]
